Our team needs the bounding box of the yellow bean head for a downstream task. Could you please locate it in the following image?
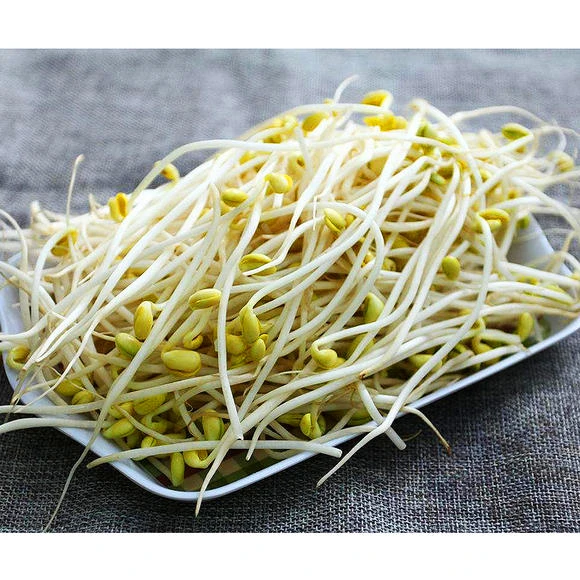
[188,289,222,310]
[134,301,154,340]
[239,253,277,276]
[441,256,461,281]
[302,112,329,133]
[134,393,167,416]
[115,333,142,358]
[103,418,135,439]
[299,413,326,439]
[170,452,185,487]
[161,350,202,375]
[363,293,384,324]
[501,123,530,140]
[517,312,534,342]
[361,90,392,107]
[6,345,30,371]
[161,163,180,181]
[265,173,293,194]
[240,306,261,344]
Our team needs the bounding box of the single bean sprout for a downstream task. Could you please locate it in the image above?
[1,84,579,525]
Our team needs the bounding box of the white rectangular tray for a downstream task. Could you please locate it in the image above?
[1,218,579,500]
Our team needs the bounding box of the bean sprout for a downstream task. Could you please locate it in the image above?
[1,85,579,523]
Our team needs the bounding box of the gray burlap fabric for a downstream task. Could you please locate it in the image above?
[0,49,578,532]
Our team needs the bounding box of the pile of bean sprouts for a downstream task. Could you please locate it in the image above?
[1,80,580,520]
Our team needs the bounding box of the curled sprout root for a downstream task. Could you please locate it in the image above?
[1,85,579,520]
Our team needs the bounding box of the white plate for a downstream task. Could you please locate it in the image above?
[1,219,579,500]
